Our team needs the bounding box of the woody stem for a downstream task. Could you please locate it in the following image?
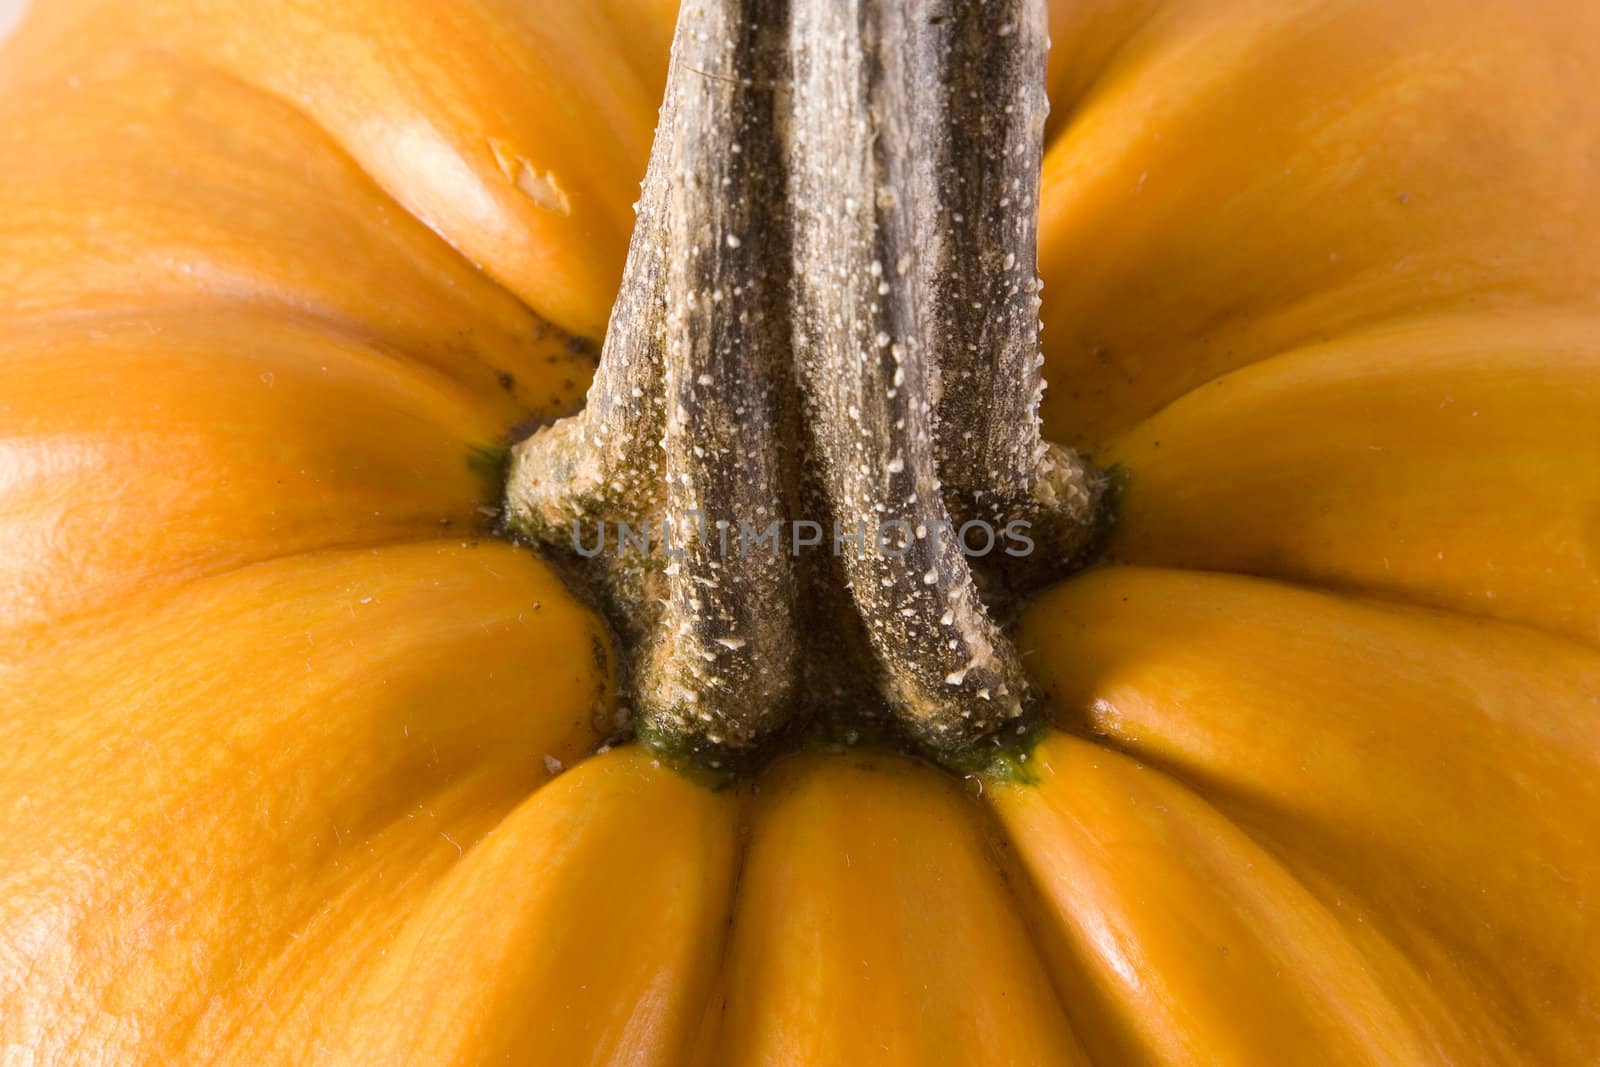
[504,0,1104,772]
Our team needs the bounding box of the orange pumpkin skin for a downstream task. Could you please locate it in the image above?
[1,1,1597,1065]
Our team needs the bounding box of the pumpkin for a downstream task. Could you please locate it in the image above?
[1,0,1597,1063]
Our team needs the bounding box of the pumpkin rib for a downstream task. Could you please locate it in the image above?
[1096,308,1600,647]
[318,745,740,1067]
[966,766,1117,1061]
[0,299,534,427]
[699,751,1091,1066]
[989,731,1450,1066]
[156,44,595,344]
[0,540,613,1064]
[0,42,601,415]
[1035,0,1600,447]
[10,0,668,338]
[0,539,610,786]
[119,766,569,1062]
[193,773,556,1061]
[1020,564,1600,1062]
[0,307,529,637]
[1097,745,1560,1066]
[990,736,1477,1063]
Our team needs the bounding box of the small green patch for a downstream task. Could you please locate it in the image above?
[1095,461,1129,538]
[465,443,512,529]
[466,442,511,491]
[635,719,747,791]
[933,712,1049,786]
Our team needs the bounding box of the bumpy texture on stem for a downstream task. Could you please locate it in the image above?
[506,0,1104,770]
[913,0,1102,573]
[508,0,801,766]
[645,0,800,761]
[787,0,1034,746]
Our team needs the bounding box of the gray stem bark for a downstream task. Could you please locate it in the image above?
[505,0,1104,771]
[788,0,1032,747]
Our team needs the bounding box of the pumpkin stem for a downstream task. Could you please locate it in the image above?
[505,0,1105,773]
[508,0,801,769]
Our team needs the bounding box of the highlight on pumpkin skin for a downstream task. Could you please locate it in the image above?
[0,1,24,47]
[0,542,612,1063]
[0,43,597,416]
[1017,566,1600,1063]
[2,0,677,340]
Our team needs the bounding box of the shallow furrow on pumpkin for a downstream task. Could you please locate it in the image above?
[696,752,1091,1067]
[1101,310,1600,647]
[0,541,610,1064]
[1040,0,1165,145]
[1019,565,1600,1063]
[988,731,1444,1066]
[0,43,597,416]
[1035,0,1600,446]
[317,745,738,1067]
[0,308,528,638]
